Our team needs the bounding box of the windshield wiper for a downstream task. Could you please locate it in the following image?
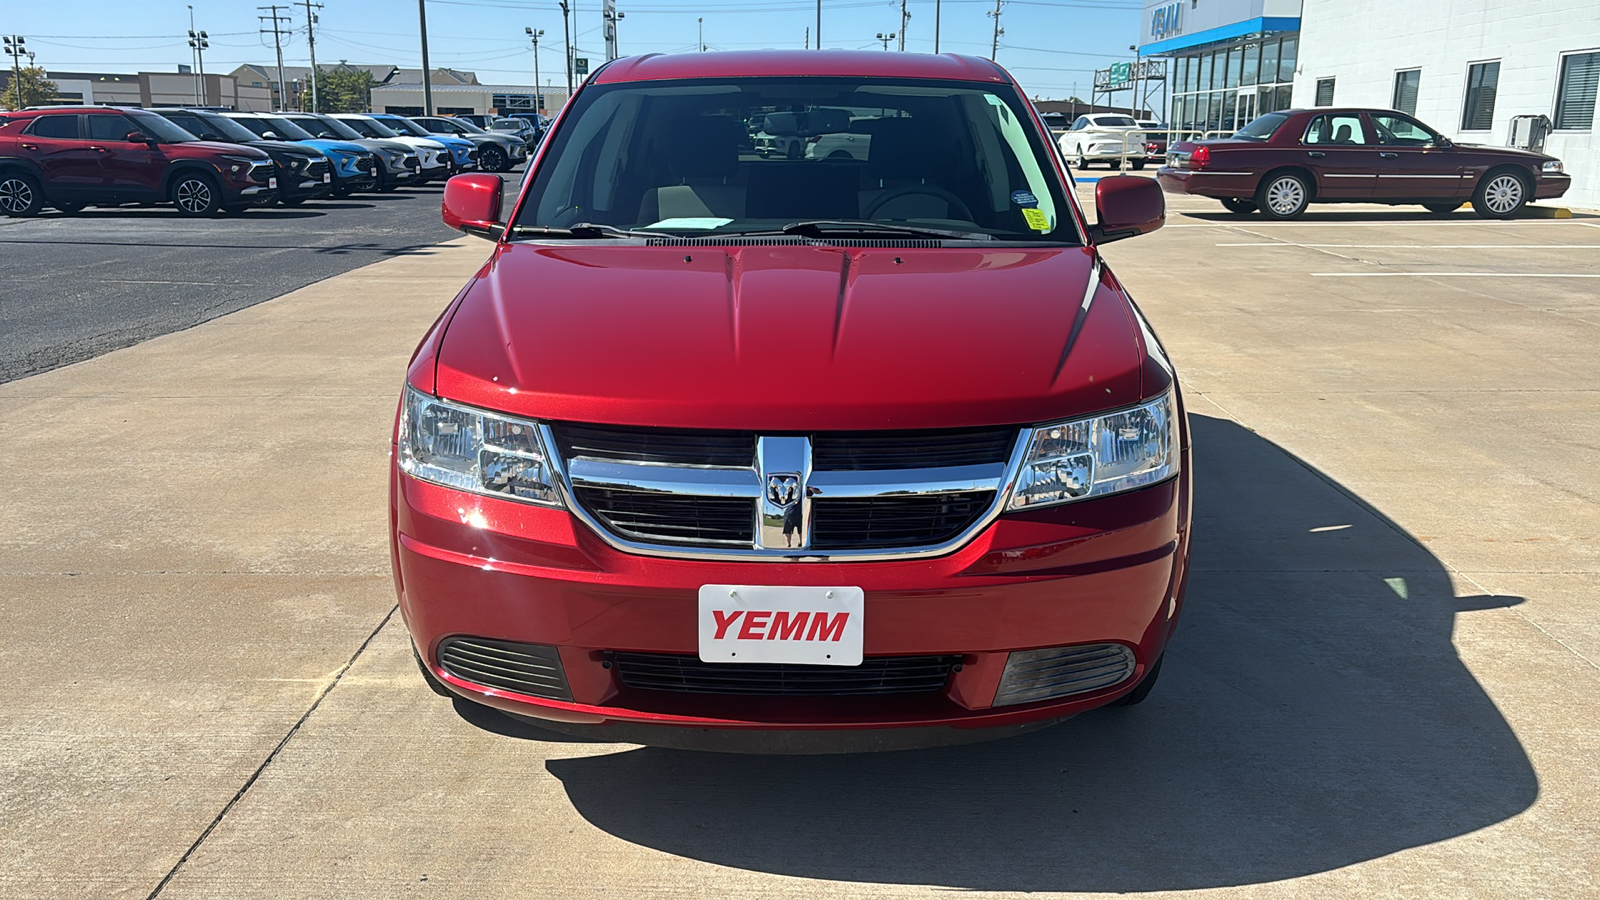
[775,220,994,241]
[506,222,660,240]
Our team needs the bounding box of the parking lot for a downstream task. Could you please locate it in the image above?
[1,175,1597,897]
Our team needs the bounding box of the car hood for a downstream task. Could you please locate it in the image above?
[346,137,414,154]
[298,138,370,155]
[431,243,1156,431]
[245,138,320,156]
[183,140,271,158]
[1451,142,1557,162]
[388,136,449,151]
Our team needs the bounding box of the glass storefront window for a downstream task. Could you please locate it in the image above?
[1198,53,1212,92]
[1242,42,1260,87]
[1261,39,1280,88]
[1225,48,1241,88]
[1279,36,1298,84]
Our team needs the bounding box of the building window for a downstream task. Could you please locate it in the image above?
[1278,36,1297,84]
[1554,50,1599,130]
[493,93,537,111]
[1461,60,1500,130]
[1392,69,1420,116]
[1314,78,1335,106]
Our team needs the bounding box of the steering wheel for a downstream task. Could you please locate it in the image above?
[863,184,975,222]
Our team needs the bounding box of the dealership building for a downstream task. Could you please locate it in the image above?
[1139,0,1600,208]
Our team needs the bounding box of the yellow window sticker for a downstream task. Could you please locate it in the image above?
[1022,207,1051,231]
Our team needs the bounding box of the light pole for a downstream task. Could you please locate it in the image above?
[188,29,209,105]
[934,0,941,52]
[526,27,545,111]
[698,17,704,51]
[558,1,573,97]
[876,32,895,51]
[187,6,199,103]
[816,0,821,49]
[602,3,624,60]
[418,0,434,115]
[3,36,26,110]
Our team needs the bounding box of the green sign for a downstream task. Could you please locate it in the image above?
[1109,62,1132,87]
[575,57,590,76]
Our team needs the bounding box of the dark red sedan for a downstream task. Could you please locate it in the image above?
[1158,108,1570,219]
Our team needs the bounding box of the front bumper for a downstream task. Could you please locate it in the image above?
[392,450,1191,736]
[1535,172,1571,200]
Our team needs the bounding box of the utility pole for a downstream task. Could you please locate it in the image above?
[804,26,809,49]
[602,0,623,61]
[302,0,323,112]
[987,0,1004,61]
[187,6,199,103]
[898,0,908,51]
[417,0,434,115]
[876,32,895,51]
[258,6,291,111]
[526,27,545,111]
[558,1,573,97]
[934,0,941,53]
[816,0,821,49]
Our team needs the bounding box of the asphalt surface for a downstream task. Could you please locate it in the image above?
[0,174,519,384]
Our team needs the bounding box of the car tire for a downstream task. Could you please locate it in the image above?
[1109,159,1123,171]
[378,165,399,193]
[170,172,222,216]
[479,144,508,173]
[1472,170,1529,219]
[1220,197,1257,214]
[280,196,307,206]
[1110,654,1163,707]
[414,646,454,698]
[1131,159,1146,171]
[54,201,87,215]
[0,171,45,217]
[1257,171,1311,219]
[1074,147,1089,170]
[1422,202,1462,214]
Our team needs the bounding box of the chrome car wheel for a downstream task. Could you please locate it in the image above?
[1474,172,1526,219]
[173,176,218,215]
[1258,173,1310,219]
[0,175,39,216]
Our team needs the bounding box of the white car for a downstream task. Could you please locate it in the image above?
[1057,114,1147,171]
[330,114,451,181]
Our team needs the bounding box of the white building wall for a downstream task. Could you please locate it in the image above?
[1294,0,1599,209]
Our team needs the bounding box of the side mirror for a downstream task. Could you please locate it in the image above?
[125,131,154,145]
[1088,175,1165,244]
[261,131,279,140]
[442,173,505,240]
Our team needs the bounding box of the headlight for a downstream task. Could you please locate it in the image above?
[1007,389,1179,511]
[383,148,407,162]
[1543,160,1563,173]
[398,387,562,508]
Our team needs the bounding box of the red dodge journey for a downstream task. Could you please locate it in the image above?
[392,50,1191,752]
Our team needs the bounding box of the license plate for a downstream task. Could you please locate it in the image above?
[268,177,278,188]
[322,172,331,183]
[698,585,864,666]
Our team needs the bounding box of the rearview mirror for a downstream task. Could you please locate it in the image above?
[1088,175,1165,244]
[441,173,505,240]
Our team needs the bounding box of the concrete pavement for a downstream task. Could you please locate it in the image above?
[2,195,1597,897]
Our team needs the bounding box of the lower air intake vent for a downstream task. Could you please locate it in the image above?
[438,637,573,701]
[992,643,1135,706]
[612,652,959,696]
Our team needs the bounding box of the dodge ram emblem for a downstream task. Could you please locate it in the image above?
[766,474,801,507]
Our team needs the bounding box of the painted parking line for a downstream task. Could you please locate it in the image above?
[1218,242,1600,249]
[1310,272,1600,278]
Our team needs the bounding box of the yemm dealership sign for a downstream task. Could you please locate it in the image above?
[1150,1,1183,40]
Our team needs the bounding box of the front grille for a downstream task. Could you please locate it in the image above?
[438,637,572,700]
[306,158,329,179]
[356,154,375,173]
[574,486,754,546]
[812,427,1016,470]
[612,652,959,696]
[553,422,755,467]
[811,491,993,550]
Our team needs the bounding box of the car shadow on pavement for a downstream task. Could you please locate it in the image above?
[516,413,1536,892]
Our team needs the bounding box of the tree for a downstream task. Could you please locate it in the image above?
[2,66,59,111]
[314,66,376,114]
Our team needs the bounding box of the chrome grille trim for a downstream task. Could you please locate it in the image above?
[541,423,1028,562]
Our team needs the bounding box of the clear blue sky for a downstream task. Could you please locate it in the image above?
[8,0,1144,100]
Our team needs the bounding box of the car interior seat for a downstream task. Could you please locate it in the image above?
[856,117,960,220]
[637,115,747,222]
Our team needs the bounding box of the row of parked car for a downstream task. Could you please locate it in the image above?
[0,105,543,217]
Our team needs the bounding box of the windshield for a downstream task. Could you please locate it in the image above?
[340,116,400,138]
[445,118,487,134]
[515,76,1077,242]
[128,111,198,143]
[1233,112,1291,141]
[191,112,263,143]
[257,115,317,141]
[382,116,430,137]
[490,118,524,131]
[290,115,360,141]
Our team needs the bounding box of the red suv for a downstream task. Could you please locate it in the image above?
[0,106,276,217]
[395,51,1188,752]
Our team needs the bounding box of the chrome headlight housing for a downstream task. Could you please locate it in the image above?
[1007,389,1179,511]
[1542,160,1563,173]
[398,387,562,508]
